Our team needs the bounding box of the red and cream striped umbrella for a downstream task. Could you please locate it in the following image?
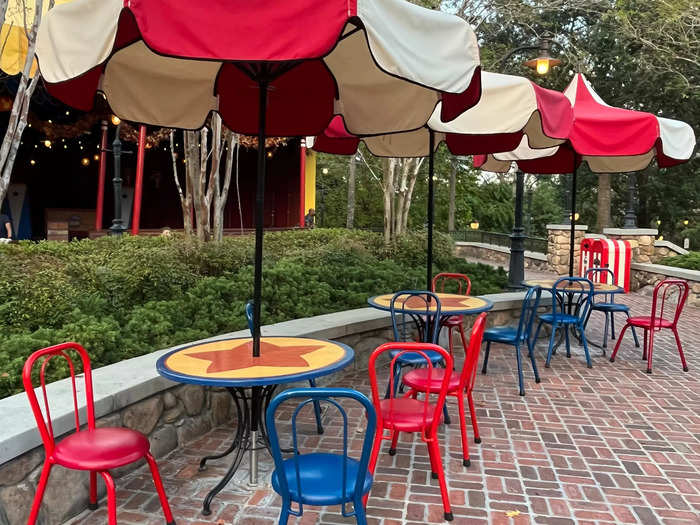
[35,0,483,359]
[312,71,573,288]
[36,0,481,137]
[474,73,696,276]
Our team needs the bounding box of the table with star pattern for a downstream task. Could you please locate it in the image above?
[156,336,354,514]
[368,292,493,316]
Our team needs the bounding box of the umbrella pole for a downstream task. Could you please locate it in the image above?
[568,163,578,277]
[253,81,269,358]
[426,129,435,291]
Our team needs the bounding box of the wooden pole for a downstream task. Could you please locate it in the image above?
[95,120,108,230]
[131,125,146,235]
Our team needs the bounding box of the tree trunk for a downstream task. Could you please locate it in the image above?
[346,154,356,229]
[213,130,235,241]
[596,173,612,231]
[448,156,457,232]
[382,158,395,246]
[0,0,43,205]
[401,158,423,232]
[170,131,193,238]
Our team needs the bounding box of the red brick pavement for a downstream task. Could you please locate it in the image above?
[67,291,700,525]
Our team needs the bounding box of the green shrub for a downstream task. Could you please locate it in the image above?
[0,229,506,398]
[659,251,700,271]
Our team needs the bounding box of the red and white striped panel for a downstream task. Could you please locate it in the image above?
[579,238,631,291]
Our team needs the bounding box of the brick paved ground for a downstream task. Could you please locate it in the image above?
[67,290,700,525]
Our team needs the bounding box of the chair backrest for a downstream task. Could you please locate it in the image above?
[390,290,442,344]
[431,272,471,296]
[265,387,376,515]
[585,267,616,303]
[22,342,96,455]
[550,277,593,323]
[457,312,487,393]
[369,342,453,437]
[245,300,255,335]
[651,279,689,329]
[517,286,542,342]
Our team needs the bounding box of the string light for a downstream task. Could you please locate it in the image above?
[64,145,68,149]
[30,159,36,166]
[81,157,90,166]
[93,154,99,161]
[43,140,52,148]
[111,115,121,126]
[65,110,70,116]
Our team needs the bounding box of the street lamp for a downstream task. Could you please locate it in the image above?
[495,37,561,289]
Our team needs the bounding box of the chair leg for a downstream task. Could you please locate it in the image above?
[579,323,592,368]
[647,329,655,374]
[532,320,544,347]
[481,341,491,374]
[609,324,630,363]
[427,438,453,521]
[629,319,640,348]
[564,326,571,358]
[88,471,98,510]
[545,324,557,368]
[389,430,399,456]
[602,312,609,348]
[610,312,616,340]
[527,339,540,384]
[278,504,290,525]
[99,471,118,525]
[642,328,648,360]
[514,342,525,396]
[447,326,454,357]
[456,395,470,466]
[671,328,689,372]
[27,461,52,525]
[458,323,469,356]
[308,378,324,435]
[145,453,175,524]
[354,497,368,525]
[467,392,481,443]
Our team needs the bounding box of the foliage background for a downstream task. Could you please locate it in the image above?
[0,231,506,398]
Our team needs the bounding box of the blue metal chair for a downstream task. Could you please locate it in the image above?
[266,388,376,525]
[386,291,443,390]
[245,301,324,435]
[532,277,594,369]
[584,268,639,350]
[482,286,542,396]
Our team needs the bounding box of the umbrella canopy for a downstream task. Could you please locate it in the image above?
[474,73,697,276]
[476,73,696,173]
[313,71,573,289]
[35,0,483,360]
[314,71,572,156]
[36,0,481,137]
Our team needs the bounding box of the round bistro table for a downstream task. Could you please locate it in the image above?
[523,278,625,352]
[368,292,493,317]
[157,336,354,515]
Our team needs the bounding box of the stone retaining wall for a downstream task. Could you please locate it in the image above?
[630,262,700,308]
[454,242,550,273]
[0,298,533,525]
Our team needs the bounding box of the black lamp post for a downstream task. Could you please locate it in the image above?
[495,37,561,289]
[623,173,638,228]
[109,121,127,236]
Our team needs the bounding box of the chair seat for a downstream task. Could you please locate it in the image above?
[271,453,372,506]
[628,316,673,329]
[443,315,463,327]
[483,326,520,344]
[379,398,442,432]
[592,302,629,313]
[389,349,444,366]
[538,313,579,324]
[53,428,150,470]
[402,368,459,394]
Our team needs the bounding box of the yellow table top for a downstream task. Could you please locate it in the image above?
[368,292,492,314]
[523,279,622,293]
[156,336,354,387]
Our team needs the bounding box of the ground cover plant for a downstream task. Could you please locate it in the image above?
[659,252,700,271]
[0,229,506,397]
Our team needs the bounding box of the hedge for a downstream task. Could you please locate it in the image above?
[659,252,700,271]
[0,229,506,398]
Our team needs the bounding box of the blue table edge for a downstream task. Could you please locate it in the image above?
[156,336,355,388]
[367,294,494,315]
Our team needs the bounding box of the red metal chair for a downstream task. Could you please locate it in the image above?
[610,279,689,374]
[432,272,471,356]
[23,342,175,525]
[402,312,487,467]
[368,342,454,521]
